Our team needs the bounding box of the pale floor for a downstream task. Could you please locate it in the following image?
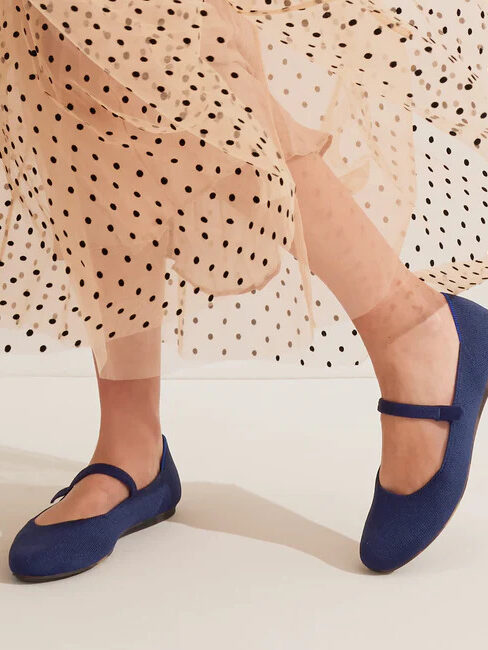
[1,376,487,650]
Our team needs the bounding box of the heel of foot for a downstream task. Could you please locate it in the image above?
[121,507,176,538]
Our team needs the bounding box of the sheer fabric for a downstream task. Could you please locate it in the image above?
[1,0,487,378]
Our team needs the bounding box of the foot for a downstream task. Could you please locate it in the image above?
[35,434,163,525]
[355,285,460,495]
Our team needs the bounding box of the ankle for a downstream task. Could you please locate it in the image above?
[374,314,458,399]
[351,279,460,405]
[91,428,163,489]
[353,275,449,356]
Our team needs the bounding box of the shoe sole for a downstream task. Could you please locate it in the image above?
[12,506,177,583]
[370,381,488,574]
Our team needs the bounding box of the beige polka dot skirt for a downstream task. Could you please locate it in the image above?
[1,0,488,377]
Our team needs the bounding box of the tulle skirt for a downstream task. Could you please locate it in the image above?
[1,0,488,378]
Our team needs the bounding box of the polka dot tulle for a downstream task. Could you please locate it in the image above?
[1,0,488,377]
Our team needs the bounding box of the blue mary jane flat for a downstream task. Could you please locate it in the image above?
[360,291,488,572]
[9,434,181,582]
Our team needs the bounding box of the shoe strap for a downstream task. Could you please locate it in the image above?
[377,397,463,422]
[50,463,138,504]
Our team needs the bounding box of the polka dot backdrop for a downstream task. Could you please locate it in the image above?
[1,0,487,377]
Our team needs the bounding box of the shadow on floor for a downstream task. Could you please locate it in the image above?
[0,446,363,583]
[174,483,362,574]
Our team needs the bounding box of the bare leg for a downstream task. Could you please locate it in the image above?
[288,152,460,494]
[36,328,163,524]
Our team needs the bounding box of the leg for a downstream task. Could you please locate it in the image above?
[36,328,164,525]
[288,152,460,494]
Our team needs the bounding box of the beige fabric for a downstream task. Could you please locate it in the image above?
[1,0,487,377]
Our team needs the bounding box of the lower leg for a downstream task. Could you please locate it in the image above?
[288,152,460,494]
[90,369,163,486]
[36,327,163,525]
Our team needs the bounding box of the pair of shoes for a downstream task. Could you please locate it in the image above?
[8,434,181,582]
[9,291,488,580]
[360,291,488,572]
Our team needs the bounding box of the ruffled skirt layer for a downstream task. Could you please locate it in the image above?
[1,0,488,377]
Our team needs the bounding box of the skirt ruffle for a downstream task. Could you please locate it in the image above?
[1,0,488,376]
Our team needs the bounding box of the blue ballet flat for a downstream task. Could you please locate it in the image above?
[9,435,181,582]
[360,291,488,573]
